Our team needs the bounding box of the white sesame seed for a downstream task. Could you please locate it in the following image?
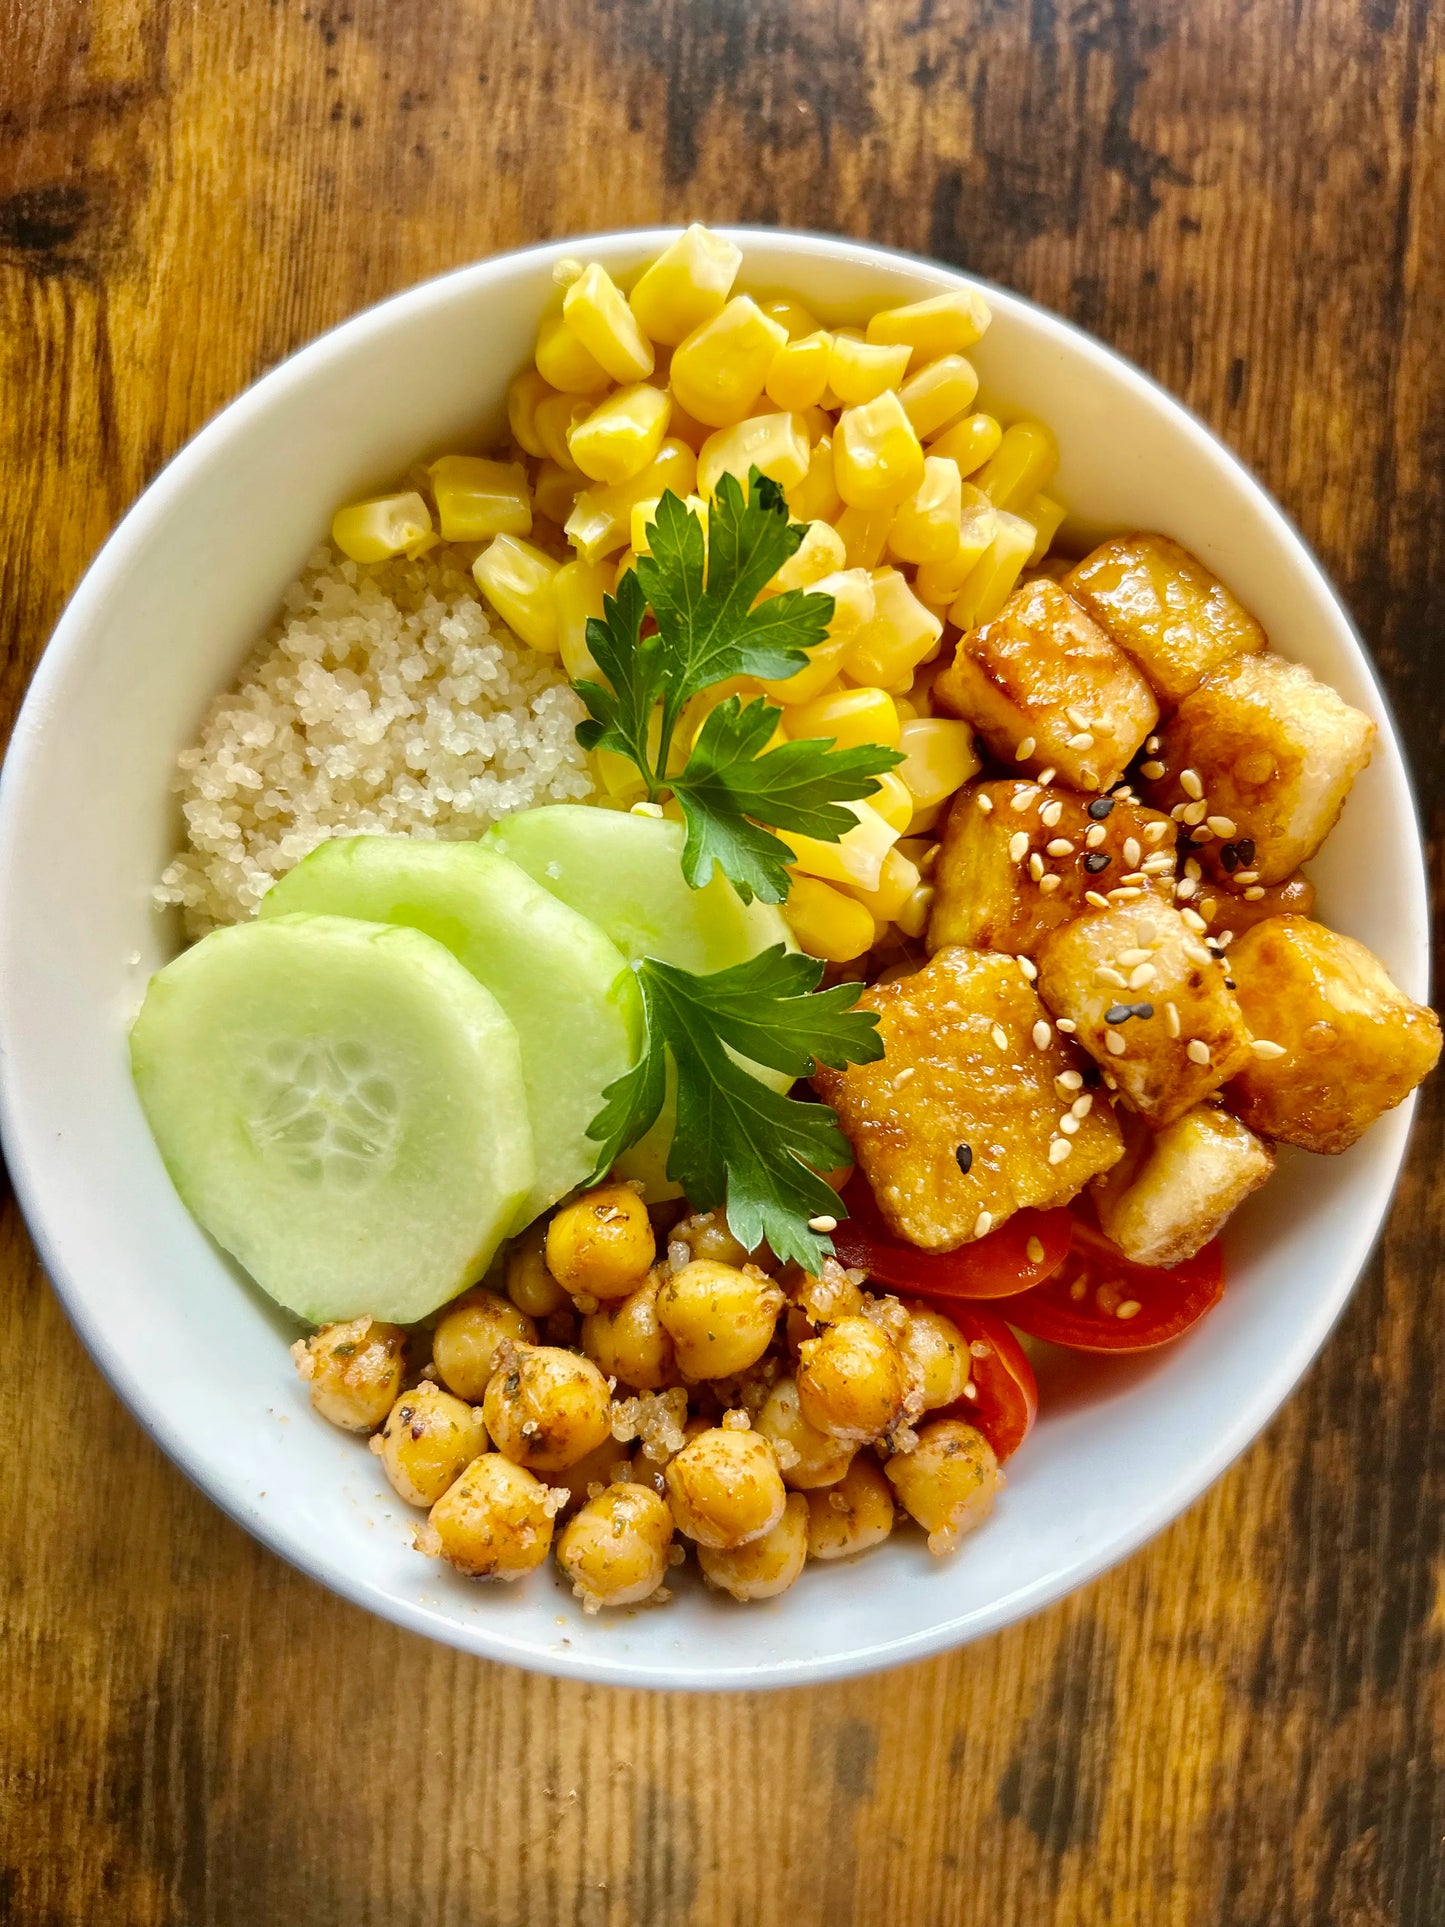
[974,1210,993,1239]
[1015,736,1037,761]
[977,792,994,813]
[1017,955,1038,980]
[1146,735,1161,754]
[1070,1278,1088,1302]
[1243,885,1265,901]
[991,1024,1009,1051]
[1235,868,1259,885]
[1181,799,1209,827]
[1038,873,1062,893]
[1207,815,1237,838]
[1186,1038,1211,1065]
[1102,1070,1118,1089]
[1057,1070,1083,1091]
[1170,803,1188,822]
[1029,851,1045,881]
[1119,872,1148,887]
[963,1381,978,1399]
[1040,799,1063,828]
[1216,929,1235,949]
[1182,939,1214,967]
[1095,965,1129,988]
[1180,768,1204,800]
[1046,838,1074,858]
[1176,877,1198,900]
[1055,1017,1077,1033]
[1109,886,1144,901]
[1060,1114,1080,1136]
[1066,731,1095,751]
[1190,823,1214,843]
[1123,837,1142,868]
[894,1066,916,1084]
[1140,761,1165,780]
[1009,830,1030,862]
[1049,1138,1072,1163]
[1026,1236,1046,1263]
[1116,1300,1142,1321]
[1071,1093,1093,1118]
[1010,787,1039,811]
[1036,767,1057,786]
[1129,963,1157,990]
[1184,857,1203,881]
[1079,765,1100,790]
[1251,1038,1287,1059]
[1117,947,1152,966]
[1033,1019,1053,1050]
[808,1215,838,1232]
[1085,824,1107,848]
[1142,853,1175,873]
[1115,787,1136,802]
[1066,705,1092,729]
[1104,1030,1127,1056]
[1085,890,1111,910]
[1181,908,1208,933]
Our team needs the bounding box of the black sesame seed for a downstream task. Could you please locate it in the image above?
[1219,842,1240,873]
[1084,851,1112,874]
[1131,1002,1154,1020]
[1236,837,1256,864]
[1081,1062,1103,1087]
[955,1143,973,1175]
[1105,1003,1133,1024]
[1177,832,1198,853]
[1225,979,1237,990]
[1087,797,1115,820]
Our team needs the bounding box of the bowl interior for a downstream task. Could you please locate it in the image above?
[0,230,1428,1688]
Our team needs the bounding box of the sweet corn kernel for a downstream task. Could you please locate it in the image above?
[429,456,533,542]
[975,421,1059,512]
[534,392,591,473]
[785,685,902,753]
[534,311,612,395]
[866,288,992,363]
[913,485,999,604]
[845,570,943,686]
[628,225,742,346]
[928,412,1003,476]
[567,383,672,484]
[553,556,610,681]
[632,491,709,560]
[827,334,912,406]
[783,799,901,892]
[564,263,655,383]
[834,504,894,571]
[757,294,823,340]
[1020,492,1067,564]
[867,769,915,833]
[846,846,922,922]
[834,391,925,509]
[764,331,833,411]
[807,568,876,638]
[784,876,876,964]
[507,367,554,459]
[758,635,851,705]
[565,438,697,562]
[664,392,713,452]
[788,435,842,523]
[947,509,1036,629]
[696,412,810,498]
[887,457,963,566]
[670,297,788,427]
[594,745,648,801]
[898,356,979,440]
[534,460,581,524]
[896,717,983,809]
[767,519,847,596]
[896,882,935,939]
[613,548,639,588]
[332,492,433,563]
[680,676,765,749]
[473,535,561,652]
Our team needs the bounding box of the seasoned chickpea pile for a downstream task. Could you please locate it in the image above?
[292,1180,1003,1611]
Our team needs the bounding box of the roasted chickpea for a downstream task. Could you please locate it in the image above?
[370,1384,489,1507]
[556,1482,675,1610]
[796,1316,907,1443]
[545,1184,656,1302]
[432,1287,537,1402]
[805,1454,895,1560]
[885,1419,1001,1555]
[755,1376,856,1489]
[417,1453,560,1580]
[672,1208,752,1268]
[482,1343,613,1472]
[664,1425,786,1550]
[900,1306,971,1413]
[699,1492,808,1601]
[655,1261,784,1380]
[548,1436,636,1514]
[506,1225,568,1318]
[291,1316,405,1432]
[581,1273,678,1389]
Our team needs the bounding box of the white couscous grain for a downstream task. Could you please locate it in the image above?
[156,543,594,935]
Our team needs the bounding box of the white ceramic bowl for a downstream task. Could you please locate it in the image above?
[0,230,1429,1689]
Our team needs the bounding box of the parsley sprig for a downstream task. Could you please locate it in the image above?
[573,472,903,904]
[588,947,884,1271]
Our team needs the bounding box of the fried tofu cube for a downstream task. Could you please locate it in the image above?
[1064,533,1265,706]
[1092,1105,1274,1266]
[1225,916,1441,1152]
[934,578,1159,792]
[1035,898,1254,1127]
[928,778,1175,959]
[1140,652,1375,886]
[814,946,1123,1249]
[1200,870,1315,941]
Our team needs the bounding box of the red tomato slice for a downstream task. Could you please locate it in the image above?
[831,1176,1072,1300]
[1002,1217,1225,1354]
[922,1302,1039,1462]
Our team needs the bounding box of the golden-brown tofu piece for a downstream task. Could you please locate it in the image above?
[1035,898,1254,1127]
[1225,916,1441,1152]
[934,578,1158,792]
[1064,533,1265,707]
[1201,870,1315,940]
[928,778,1175,959]
[814,946,1123,1250]
[1092,1105,1274,1266]
[1140,652,1375,886]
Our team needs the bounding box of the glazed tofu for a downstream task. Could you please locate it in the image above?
[1201,870,1315,941]
[813,946,1123,1250]
[1092,1105,1274,1266]
[1140,652,1375,886]
[1035,897,1254,1127]
[928,778,1175,959]
[1225,916,1441,1152]
[1064,533,1265,706]
[934,578,1159,792]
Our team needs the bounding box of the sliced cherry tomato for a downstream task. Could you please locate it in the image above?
[921,1302,1038,1462]
[1002,1217,1225,1354]
[831,1176,1072,1300]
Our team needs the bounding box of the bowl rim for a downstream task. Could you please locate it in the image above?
[0,225,1428,1690]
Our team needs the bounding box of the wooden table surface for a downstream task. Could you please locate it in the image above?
[3,3,1443,1921]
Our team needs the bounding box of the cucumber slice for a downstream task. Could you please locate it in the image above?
[484,806,793,1200]
[130,913,534,1324]
[261,836,641,1227]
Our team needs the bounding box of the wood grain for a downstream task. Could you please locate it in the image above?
[2,2,1442,1921]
